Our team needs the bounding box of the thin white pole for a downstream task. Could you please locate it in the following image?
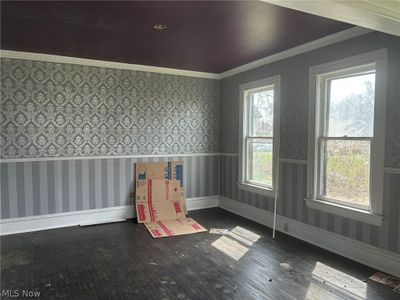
[272,161,279,239]
[272,141,280,239]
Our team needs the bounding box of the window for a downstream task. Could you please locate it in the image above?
[320,69,375,208]
[307,49,387,225]
[239,76,280,197]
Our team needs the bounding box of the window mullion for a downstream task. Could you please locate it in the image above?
[321,136,372,141]
[247,136,273,139]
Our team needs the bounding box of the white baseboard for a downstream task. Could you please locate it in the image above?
[0,205,136,236]
[186,195,219,210]
[219,196,400,278]
[0,196,220,236]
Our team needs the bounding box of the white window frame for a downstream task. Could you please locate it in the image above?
[238,75,280,198]
[306,49,387,226]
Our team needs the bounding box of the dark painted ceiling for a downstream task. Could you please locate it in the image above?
[1,1,353,73]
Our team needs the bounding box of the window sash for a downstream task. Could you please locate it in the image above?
[245,137,273,188]
[246,136,273,139]
[319,137,372,141]
[317,136,372,210]
[246,89,274,138]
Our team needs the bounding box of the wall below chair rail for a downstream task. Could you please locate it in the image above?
[0,154,220,219]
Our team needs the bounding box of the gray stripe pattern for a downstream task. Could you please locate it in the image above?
[220,155,400,254]
[0,155,220,219]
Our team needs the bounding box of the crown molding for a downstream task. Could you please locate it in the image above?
[262,0,400,37]
[0,50,220,80]
[219,27,372,79]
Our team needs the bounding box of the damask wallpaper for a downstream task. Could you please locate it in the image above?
[220,32,400,167]
[0,58,220,159]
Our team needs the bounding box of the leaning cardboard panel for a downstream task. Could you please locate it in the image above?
[135,179,186,223]
[135,161,183,187]
[136,179,183,203]
[136,201,185,223]
[144,218,207,238]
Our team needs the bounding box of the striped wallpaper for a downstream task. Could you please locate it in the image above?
[0,154,220,219]
[220,155,400,254]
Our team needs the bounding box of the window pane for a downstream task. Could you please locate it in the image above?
[321,139,370,207]
[247,139,273,186]
[249,89,274,137]
[327,73,375,137]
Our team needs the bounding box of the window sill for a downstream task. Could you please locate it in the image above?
[305,198,383,226]
[238,182,275,198]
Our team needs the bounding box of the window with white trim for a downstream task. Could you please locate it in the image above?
[307,49,387,225]
[239,76,280,197]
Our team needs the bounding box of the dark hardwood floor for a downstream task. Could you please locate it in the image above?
[1,208,398,299]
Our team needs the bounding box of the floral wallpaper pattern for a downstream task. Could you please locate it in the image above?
[0,58,220,159]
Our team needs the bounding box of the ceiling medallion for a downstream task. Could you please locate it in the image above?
[153,24,167,32]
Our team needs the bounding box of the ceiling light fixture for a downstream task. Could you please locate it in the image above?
[153,24,167,32]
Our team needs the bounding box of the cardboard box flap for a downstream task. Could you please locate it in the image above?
[144,218,207,238]
[136,201,185,223]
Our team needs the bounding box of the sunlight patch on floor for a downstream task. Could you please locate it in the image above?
[305,282,342,300]
[211,236,249,260]
[227,231,254,246]
[211,226,261,260]
[307,262,367,299]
